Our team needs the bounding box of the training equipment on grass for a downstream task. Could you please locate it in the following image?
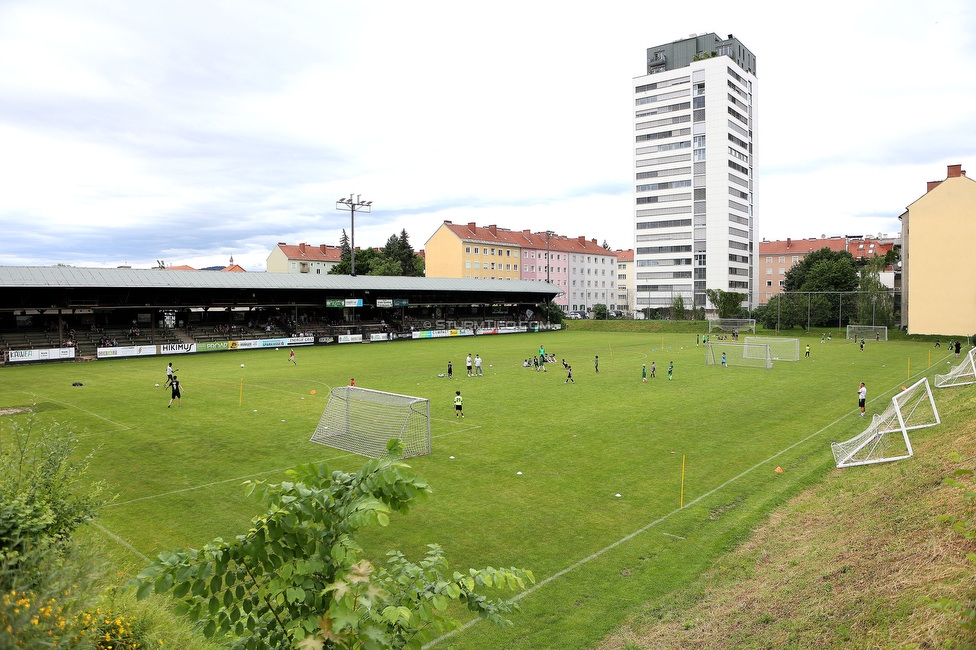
[935,347,976,388]
[846,325,887,341]
[705,341,772,369]
[830,377,940,468]
[707,318,756,334]
[310,386,431,459]
[744,336,800,361]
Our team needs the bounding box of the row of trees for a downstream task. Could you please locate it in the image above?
[329,229,425,277]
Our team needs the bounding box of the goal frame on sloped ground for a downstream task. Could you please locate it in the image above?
[935,347,976,388]
[830,377,939,468]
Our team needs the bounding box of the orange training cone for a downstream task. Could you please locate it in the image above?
[774,467,784,473]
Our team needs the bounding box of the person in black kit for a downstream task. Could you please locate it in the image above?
[168,375,184,408]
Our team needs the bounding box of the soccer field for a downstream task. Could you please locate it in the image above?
[0,331,951,648]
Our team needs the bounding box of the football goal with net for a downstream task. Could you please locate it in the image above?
[830,377,940,468]
[935,347,976,388]
[846,325,888,341]
[310,386,431,459]
[707,318,756,334]
[705,341,772,369]
[743,336,800,361]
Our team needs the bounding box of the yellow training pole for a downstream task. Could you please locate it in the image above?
[680,455,686,508]
[609,343,613,359]
[239,378,244,407]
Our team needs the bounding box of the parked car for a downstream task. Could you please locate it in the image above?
[567,311,588,320]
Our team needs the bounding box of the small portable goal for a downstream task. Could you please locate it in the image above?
[311,386,431,459]
[830,378,939,468]
[935,347,976,388]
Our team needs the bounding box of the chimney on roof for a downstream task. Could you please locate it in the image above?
[443,220,452,224]
[523,229,531,235]
[488,224,497,235]
[592,239,597,244]
[786,238,791,248]
[467,222,477,231]
[948,164,964,178]
[299,243,306,253]
[578,236,586,244]
[320,244,327,252]
[927,180,942,193]
[278,242,286,246]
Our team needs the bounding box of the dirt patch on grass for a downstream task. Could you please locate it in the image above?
[0,406,30,416]
[596,394,976,649]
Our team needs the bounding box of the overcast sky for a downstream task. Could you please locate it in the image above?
[1,1,974,271]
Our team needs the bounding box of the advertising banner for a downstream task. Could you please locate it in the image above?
[8,348,77,363]
[344,299,363,308]
[160,343,196,355]
[375,299,393,308]
[338,334,363,344]
[96,345,157,359]
[369,333,395,342]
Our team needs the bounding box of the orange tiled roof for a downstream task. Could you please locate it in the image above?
[275,243,342,262]
[440,221,615,256]
[221,264,247,272]
[615,249,634,262]
[759,237,848,256]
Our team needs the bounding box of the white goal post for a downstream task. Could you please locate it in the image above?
[830,377,940,468]
[846,325,888,341]
[935,347,976,388]
[310,386,431,459]
[707,318,756,334]
[744,336,800,361]
[705,341,772,369]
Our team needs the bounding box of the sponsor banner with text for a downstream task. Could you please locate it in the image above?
[97,346,157,359]
[160,343,197,355]
[8,348,77,363]
[338,334,363,344]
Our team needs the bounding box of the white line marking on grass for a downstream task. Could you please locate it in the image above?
[19,392,133,431]
[663,533,685,540]
[106,451,360,508]
[90,521,152,564]
[426,372,928,648]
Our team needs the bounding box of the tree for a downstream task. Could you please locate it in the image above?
[592,303,608,320]
[704,289,747,319]
[671,295,685,321]
[134,441,533,649]
[784,248,857,293]
[601,240,611,250]
[854,255,895,327]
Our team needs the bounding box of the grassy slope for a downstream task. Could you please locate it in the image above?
[595,357,976,649]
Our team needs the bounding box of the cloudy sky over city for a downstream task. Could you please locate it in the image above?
[1,0,974,270]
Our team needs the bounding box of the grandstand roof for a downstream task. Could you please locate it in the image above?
[0,266,559,296]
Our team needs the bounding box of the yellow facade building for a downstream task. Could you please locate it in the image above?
[425,221,523,281]
[900,164,976,335]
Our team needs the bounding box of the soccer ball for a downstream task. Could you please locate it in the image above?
[240,364,245,368]
[154,383,159,387]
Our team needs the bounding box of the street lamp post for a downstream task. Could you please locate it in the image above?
[545,230,553,325]
[335,194,372,276]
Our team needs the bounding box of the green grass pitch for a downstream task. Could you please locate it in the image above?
[0,331,951,648]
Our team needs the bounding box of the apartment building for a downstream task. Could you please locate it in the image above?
[632,33,756,313]
[266,242,342,274]
[900,163,976,335]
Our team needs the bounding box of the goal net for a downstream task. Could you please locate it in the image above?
[935,347,976,388]
[846,325,888,341]
[707,318,756,334]
[705,341,772,369]
[310,386,431,459]
[830,377,940,468]
[743,336,800,361]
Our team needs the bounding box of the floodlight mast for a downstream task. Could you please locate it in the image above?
[335,194,372,276]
